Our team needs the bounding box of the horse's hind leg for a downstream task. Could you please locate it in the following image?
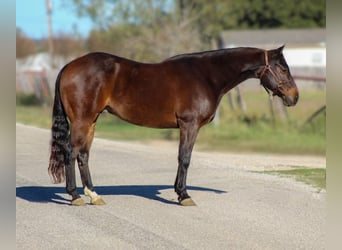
[76,123,105,205]
[65,135,85,206]
[65,122,93,206]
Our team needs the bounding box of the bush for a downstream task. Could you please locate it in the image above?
[16,92,42,106]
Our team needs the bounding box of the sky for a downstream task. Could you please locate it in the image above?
[16,0,94,39]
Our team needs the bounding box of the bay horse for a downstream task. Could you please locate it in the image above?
[48,46,298,206]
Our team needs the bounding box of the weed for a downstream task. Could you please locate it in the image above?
[262,168,326,190]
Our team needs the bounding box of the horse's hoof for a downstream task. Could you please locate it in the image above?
[180,198,196,206]
[84,187,92,197]
[84,187,106,205]
[71,197,86,206]
[91,196,106,205]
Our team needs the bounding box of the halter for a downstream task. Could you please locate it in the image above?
[259,50,285,97]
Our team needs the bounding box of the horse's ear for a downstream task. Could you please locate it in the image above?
[270,45,285,59]
[277,45,285,53]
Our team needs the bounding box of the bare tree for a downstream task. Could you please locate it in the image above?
[16,28,36,58]
[85,3,205,62]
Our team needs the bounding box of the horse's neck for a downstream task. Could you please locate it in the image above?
[203,48,264,96]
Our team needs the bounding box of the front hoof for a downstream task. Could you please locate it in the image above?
[180,198,196,206]
[90,196,106,205]
[71,197,86,206]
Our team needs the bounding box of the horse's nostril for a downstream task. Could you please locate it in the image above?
[284,95,298,106]
[294,95,299,104]
[285,96,292,106]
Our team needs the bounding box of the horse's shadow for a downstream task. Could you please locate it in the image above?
[16,185,226,205]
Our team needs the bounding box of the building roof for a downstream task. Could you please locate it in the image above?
[221,29,326,49]
[16,52,68,72]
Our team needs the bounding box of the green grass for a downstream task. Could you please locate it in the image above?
[16,89,325,155]
[16,105,52,128]
[262,168,326,190]
[197,121,325,155]
[95,115,179,141]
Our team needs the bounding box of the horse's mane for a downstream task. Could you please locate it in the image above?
[164,47,258,62]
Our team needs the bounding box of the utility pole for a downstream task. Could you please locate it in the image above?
[46,0,54,104]
[46,0,54,63]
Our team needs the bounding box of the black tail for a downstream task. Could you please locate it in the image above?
[48,67,70,184]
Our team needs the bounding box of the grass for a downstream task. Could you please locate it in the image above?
[197,125,325,155]
[16,105,52,128]
[262,168,326,190]
[16,89,325,155]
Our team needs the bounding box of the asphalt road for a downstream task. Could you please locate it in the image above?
[16,123,326,250]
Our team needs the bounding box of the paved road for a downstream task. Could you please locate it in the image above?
[16,123,326,250]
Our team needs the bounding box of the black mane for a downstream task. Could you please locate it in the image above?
[164,47,259,62]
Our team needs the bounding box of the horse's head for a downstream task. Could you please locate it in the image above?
[259,46,299,106]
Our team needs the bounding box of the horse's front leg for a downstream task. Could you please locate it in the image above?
[174,119,199,206]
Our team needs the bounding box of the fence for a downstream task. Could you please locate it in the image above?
[214,74,326,126]
[16,69,59,105]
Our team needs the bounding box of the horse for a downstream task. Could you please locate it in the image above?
[48,45,299,206]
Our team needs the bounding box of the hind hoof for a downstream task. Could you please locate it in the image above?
[71,197,86,206]
[180,198,196,206]
[90,196,106,205]
[84,187,106,205]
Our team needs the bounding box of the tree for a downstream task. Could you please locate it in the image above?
[227,0,326,29]
[38,33,86,58]
[86,17,205,62]
[68,0,172,29]
[71,0,205,61]
[176,0,233,46]
[16,28,36,58]
[68,0,325,58]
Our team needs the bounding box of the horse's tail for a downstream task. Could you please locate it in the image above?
[48,67,70,184]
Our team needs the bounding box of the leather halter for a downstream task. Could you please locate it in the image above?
[259,50,282,83]
[259,50,286,96]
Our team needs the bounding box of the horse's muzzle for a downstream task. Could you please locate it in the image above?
[283,95,298,106]
[282,88,299,107]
